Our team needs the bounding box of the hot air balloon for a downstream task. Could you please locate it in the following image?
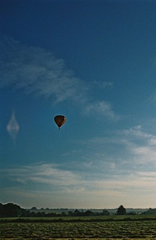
[54,115,66,129]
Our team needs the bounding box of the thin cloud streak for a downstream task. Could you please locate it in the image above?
[1,161,156,193]
[120,125,156,166]
[78,124,156,173]
[84,101,119,120]
[0,35,118,119]
[1,160,156,208]
[0,36,83,103]
[92,80,113,88]
[0,163,81,188]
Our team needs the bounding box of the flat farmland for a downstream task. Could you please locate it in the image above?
[1,217,156,239]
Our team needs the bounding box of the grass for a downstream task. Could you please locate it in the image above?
[1,215,156,239]
[1,213,156,222]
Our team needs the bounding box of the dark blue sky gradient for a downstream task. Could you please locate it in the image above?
[1,0,156,208]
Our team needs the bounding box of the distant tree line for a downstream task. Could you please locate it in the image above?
[67,209,110,217]
[0,203,27,217]
[0,203,154,218]
[0,203,111,217]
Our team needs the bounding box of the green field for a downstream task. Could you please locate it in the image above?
[1,216,156,239]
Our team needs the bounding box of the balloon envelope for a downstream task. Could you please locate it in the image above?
[54,115,66,129]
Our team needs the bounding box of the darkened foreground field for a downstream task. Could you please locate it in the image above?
[1,216,156,239]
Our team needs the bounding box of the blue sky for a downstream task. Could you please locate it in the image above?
[1,0,156,209]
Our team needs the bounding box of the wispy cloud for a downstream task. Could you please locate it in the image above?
[84,101,119,120]
[1,122,156,207]
[0,35,83,103]
[0,35,118,120]
[77,124,156,175]
[92,80,113,88]
[0,163,82,188]
[119,125,156,166]
[1,161,156,208]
